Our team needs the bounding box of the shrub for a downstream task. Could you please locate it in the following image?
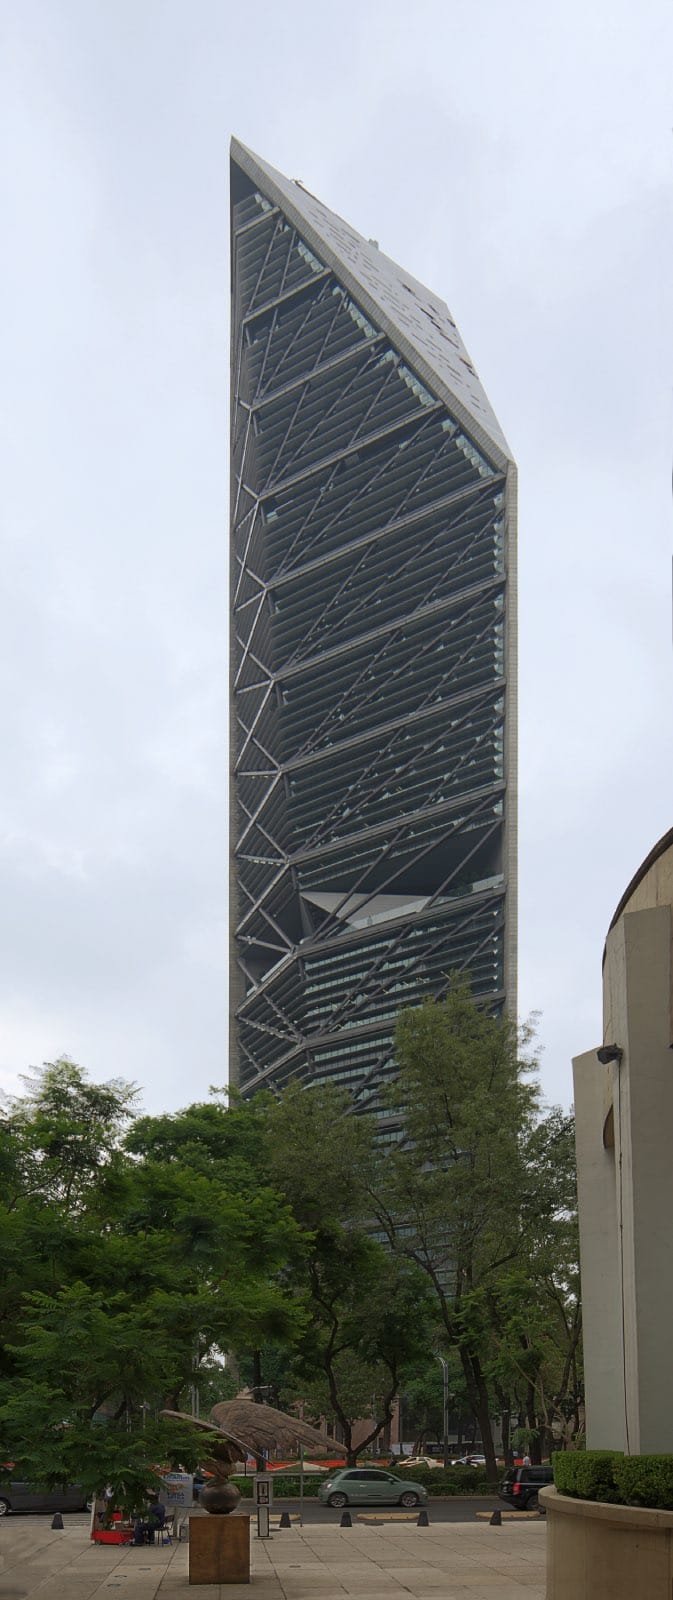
[229,1474,327,1498]
[554,1450,673,1510]
[553,1451,621,1503]
[612,1457,673,1511]
[400,1465,487,1491]
[229,1467,490,1499]
[425,1473,489,1495]
[396,1466,441,1486]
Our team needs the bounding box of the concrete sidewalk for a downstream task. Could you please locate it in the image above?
[0,1513,545,1599]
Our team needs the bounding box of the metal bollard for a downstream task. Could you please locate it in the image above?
[416,1508,429,1526]
[51,1513,64,1529]
[339,1510,352,1527]
[279,1511,292,1529]
[490,1509,502,1526]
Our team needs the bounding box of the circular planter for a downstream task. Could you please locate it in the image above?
[541,1485,673,1600]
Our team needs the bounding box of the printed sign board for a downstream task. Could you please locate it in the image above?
[161,1472,195,1508]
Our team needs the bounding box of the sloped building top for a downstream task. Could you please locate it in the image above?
[231,136,513,470]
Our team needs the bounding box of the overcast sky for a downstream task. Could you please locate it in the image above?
[1,0,672,1116]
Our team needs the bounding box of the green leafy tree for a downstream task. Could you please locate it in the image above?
[486,1108,582,1460]
[367,981,541,1484]
[285,1230,432,1463]
[6,1058,138,1207]
[0,1066,307,1490]
[398,1350,470,1456]
[1,1382,206,1519]
[263,1082,432,1463]
[0,1061,138,1397]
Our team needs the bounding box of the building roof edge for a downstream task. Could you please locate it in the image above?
[603,824,673,968]
[230,137,513,472]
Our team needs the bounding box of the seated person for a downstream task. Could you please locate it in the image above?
[133,1491,167,1544]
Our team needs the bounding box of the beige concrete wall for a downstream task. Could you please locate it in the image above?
[572,1051,624,1449]
[542,1487,673,1600]
[612,842,673,924]
[576,833,673,1454]
[618,905,673,1452]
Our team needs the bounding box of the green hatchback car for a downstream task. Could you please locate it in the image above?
[318,1467,428,1509]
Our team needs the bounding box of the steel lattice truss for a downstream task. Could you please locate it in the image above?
[229,141,517,1114]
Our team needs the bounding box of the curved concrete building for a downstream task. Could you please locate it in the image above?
[573,827,673,1452]
[229,138,517,1112]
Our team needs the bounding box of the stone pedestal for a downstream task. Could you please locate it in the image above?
[188,1514,250,1585]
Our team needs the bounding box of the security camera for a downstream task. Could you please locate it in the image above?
[597,1045,623,1065]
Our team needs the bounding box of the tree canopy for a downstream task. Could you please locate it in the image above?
[0,1061,306,1497]
[362,984,581,1476]
[0,1021,582,1492]
[261,1081,433,1463]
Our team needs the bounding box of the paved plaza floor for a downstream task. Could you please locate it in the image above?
[0,1512,546,1599]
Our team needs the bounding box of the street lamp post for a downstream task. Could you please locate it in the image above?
[436,1356,450,1470]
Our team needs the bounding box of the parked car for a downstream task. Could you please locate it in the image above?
[400,1456,444,1470]
[499,1464,553,1511]
[0,1481,88,1516]
[318,1467,428,1509]
[451,1454,486,1467]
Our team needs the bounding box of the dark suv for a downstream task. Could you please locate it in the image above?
[499,1464,553,1511]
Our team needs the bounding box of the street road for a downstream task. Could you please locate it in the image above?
[29,1497,503,1531]
[239,1495,502,1525]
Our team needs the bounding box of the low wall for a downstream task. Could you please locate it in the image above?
[541,1486,673,1600]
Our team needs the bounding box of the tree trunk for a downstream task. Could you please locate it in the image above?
[494,1383,512,1464]
[526,1380,541,1464]
[252,1350,264,1472]
[500,1407,511,1466]
[460,1348,498,1485]
[473,1371,498,1485]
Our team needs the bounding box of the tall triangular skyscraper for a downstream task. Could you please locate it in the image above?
[229,138,517,1114]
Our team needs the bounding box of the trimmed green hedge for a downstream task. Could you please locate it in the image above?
[230,1474,326,1498]
[553,1452,673,1511]
[400,1465,490,1494]
[613,1457,673,1511]
[425,1475,490,1496]
[553,1451,623,1504]
[229,1467,490,1499]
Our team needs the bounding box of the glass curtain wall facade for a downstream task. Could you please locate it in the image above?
[229,140,517,1115]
